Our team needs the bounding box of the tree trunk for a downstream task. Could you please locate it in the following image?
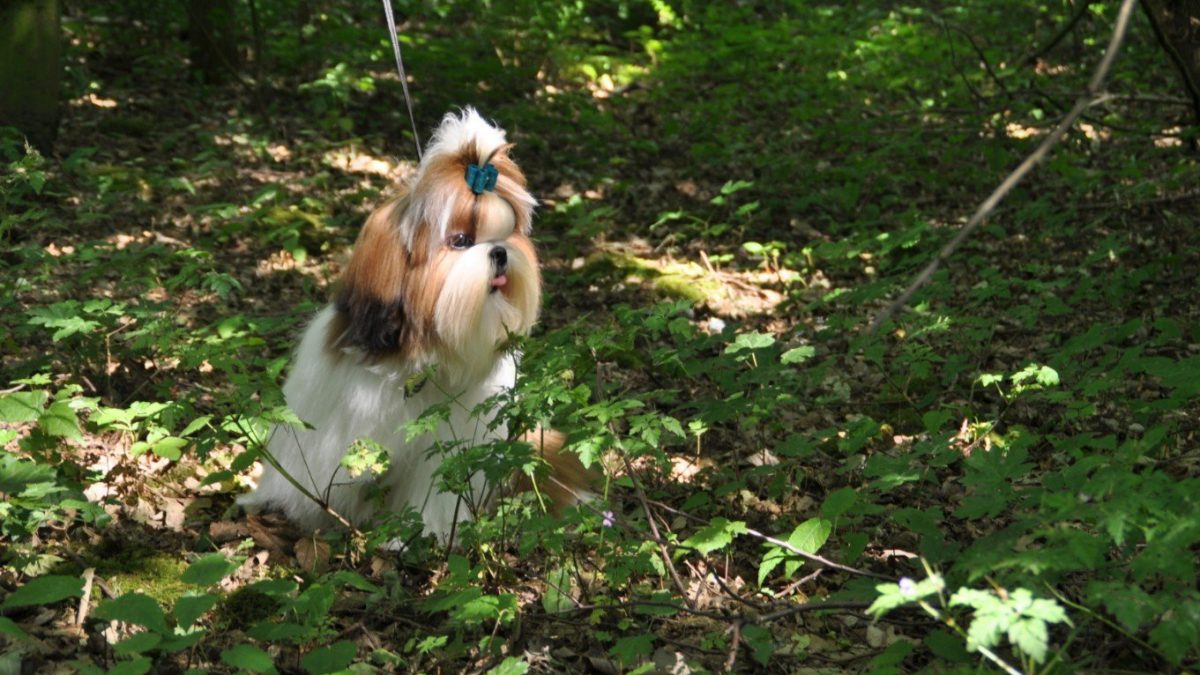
[1140,0,1200,129]
[186,0,240,83]
[0,0,62,154]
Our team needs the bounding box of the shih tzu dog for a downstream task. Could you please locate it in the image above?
[240,108,590,542]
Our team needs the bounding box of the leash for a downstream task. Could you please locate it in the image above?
[381,0,423,161]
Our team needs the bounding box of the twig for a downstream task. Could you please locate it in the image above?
[754,599,872,624]
[1044,583,1168,662]
[648,498,895,581]
[75,569,95,627]
[1139,0,1200,129]
[1077,187,1200,210]
[937,18,1011,102]
[619,450,695,608]
[60,550,116,599]
[867,0,1139,334]
[239,420,361,534]
[1103,92,1195,106]
[724,620,741,671]
[592,351,694,607]
[708,569,768,612]
[1018,0,1091,66]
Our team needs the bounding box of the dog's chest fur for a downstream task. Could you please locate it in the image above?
[242,305,514,541]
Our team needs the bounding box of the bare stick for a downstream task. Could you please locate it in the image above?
[650,498,895,581]
[619,450,695,608]
[75,568,95,627]
[867,0,1139,335]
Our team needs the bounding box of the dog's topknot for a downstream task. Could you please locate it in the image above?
[420,107,509,170]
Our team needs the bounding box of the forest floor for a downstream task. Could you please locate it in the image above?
[4,2,1200,673]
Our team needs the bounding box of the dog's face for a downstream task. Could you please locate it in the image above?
[330,111,540,381]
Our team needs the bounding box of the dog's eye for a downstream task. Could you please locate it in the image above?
[448,233,474,250]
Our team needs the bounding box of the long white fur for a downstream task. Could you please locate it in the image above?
[241,306,516,539]
[239,109,538,543]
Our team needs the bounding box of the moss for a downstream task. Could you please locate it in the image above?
[595,253,725,304]
[102,554,189,606]
[214,587,283,631]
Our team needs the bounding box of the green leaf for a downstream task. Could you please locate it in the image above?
[486,656,529,675]
[868,575,945,619]
[757,547,786,586]
[1007,617,1049,663]
[107,657,152,675]
[174,593,217,628]
[247,621,311,642]
[820,488,857,519]
[725,331,775,354]
[151,436,188,460]
[963,611,1006,654]
[113,631,162,655]
[0,616,29,640]
[414,634,448,655]
[1025,597,1069,624]
[924,629,970,662]
[329,570,381,593]
[159,629,206,654]
[683,517,747,555]
[301,640,356,674]
[221,644,276,673]
[199,470,235,487]
[609,633,655,667]
[977,373,1003,387]
[178,415,212,437]
[181,554,236,586]
[38,401,81,439]
[542,567,574,614]
[0,391,46,422]
[787,518,832,553]
[0,455,57,496]
[94,593,169,634]
[781,346,815,364]
[2,575,84,609]
[921,409,952,433]
[742,624,775,665]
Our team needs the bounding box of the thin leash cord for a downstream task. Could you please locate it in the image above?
[381,0,423,161]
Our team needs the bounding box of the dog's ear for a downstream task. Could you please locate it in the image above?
[329,197,423,357]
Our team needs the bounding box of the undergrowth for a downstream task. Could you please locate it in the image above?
[2,0,1200,672]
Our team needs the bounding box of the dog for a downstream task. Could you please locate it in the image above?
[239,109,590,543]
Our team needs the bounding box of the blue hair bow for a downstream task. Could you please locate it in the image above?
[466,163,499,194]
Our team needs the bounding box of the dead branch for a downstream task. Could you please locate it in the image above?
[867,0,1140,335]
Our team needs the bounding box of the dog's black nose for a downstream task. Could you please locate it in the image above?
[489,246,507,270]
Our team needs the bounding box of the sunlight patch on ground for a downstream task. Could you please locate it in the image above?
[1004,121,1046,140]
[70,93,119,109]
[322,145,414,180]
[1155,126,1184,148]
[588,242,795,318]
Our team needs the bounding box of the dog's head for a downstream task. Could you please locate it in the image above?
[331,109,540,381]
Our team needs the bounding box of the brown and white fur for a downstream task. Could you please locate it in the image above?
[239,109,588,542]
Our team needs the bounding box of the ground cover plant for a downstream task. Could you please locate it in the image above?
[2,0,1200,672]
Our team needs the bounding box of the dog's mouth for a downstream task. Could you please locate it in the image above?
[489,273,508,293]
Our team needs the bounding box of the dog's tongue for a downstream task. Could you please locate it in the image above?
[490,274,508,289]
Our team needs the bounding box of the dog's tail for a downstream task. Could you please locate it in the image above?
[516,428,598,512]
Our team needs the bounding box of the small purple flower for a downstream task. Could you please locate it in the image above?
[602,510,615,528]
[899,577,917,595]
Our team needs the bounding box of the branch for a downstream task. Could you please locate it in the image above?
[1018,0,1092,66]
[649,498,896,581]
[867,0,1139,335]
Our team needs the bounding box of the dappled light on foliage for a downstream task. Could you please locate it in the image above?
[2,0,1200,672]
